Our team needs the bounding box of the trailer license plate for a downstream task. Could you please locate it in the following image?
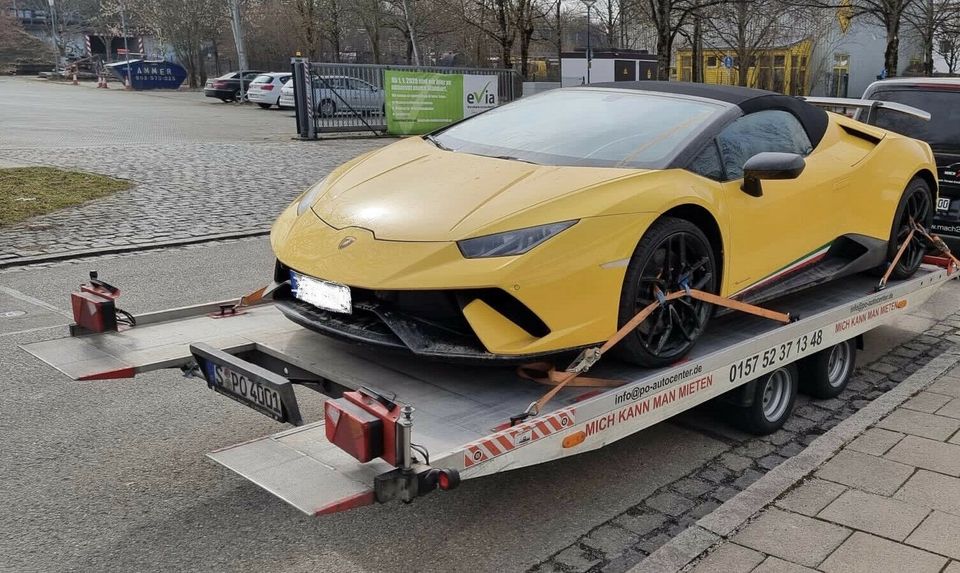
[211,364,284,419]
[291,272,351,314]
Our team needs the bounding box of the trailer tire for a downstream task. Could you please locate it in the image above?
[732,363,799,435]
[799,338,856,399]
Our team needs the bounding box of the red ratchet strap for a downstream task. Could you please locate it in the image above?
[512,288,792,425]
[877,227,916,291]
[913,222,960,270]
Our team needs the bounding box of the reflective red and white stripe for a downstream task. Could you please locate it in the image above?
[463,408,575,468]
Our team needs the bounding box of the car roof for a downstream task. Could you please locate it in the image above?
[257,72,290,77]
[586,81,830,148]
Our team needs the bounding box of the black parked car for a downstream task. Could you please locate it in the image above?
[862,78,960,251]
[203,70,266,102]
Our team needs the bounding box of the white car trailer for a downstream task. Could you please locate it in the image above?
[21,257,957,515]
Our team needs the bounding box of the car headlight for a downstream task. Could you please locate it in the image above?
[457,220,578,258]
[296,176,328,216]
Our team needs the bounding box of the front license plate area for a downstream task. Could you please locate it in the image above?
[190,343,303,426]
[291,272,352,314]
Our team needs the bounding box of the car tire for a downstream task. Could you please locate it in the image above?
[799,338,856,399]
[883,177,933,280]
[614,217,718,368]
[257,103,272,109]
[730,363,799,435]
[318,99,336,117]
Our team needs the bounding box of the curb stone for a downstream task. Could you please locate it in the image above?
[627,349,960,573]
[0,229,270,270]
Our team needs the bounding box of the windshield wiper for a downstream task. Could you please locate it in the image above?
[492,155,538,165]
[425,134,451,151]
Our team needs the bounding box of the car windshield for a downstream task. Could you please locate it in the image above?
[431,89,726,169]
[867,88,960,152]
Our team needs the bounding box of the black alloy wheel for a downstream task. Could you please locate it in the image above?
[616,217,718,368]
[888,178,932,280]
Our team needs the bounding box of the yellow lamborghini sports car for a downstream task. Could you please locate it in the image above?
[269,82,937,367]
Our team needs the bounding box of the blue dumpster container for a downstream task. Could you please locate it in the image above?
[106,59,187,90]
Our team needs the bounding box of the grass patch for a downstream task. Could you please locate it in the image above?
[0,167,131,227]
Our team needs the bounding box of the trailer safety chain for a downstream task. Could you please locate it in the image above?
[511,288,793,425]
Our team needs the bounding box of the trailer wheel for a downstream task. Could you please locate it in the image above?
[799,338,856,399]
[733,363,799,435]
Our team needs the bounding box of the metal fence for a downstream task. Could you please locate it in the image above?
[297,62,521,136]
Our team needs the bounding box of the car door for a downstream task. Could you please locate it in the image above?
[707,110,842,295]
[342,78,367,112]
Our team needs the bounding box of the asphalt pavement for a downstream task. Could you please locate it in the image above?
[1,238,958,573]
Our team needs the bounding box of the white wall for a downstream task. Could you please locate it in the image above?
[560,57,636,84]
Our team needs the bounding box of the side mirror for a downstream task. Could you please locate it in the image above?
[741,152,806,197]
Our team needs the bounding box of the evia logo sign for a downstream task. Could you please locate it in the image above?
[463,74,499,117]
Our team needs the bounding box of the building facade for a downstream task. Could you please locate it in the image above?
[671,14,924,98]
[673,40,812,95]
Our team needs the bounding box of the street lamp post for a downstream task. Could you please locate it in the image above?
[582,0,596,84]
[120,1,131,89]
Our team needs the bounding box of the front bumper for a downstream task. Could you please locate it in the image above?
[270,204,657,359]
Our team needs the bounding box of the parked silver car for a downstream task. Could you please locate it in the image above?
[277,75,385,116]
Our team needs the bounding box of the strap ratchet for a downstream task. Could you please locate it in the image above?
[511,288,792,424]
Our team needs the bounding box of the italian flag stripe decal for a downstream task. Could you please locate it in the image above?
[733,242,832,298]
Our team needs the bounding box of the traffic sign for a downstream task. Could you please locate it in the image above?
[723,56,734,69]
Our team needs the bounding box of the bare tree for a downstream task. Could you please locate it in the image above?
[638,0,723,80]
[132,0,225,86]
[904,0,960,75]
[935,15,960,72]
[702,0,784,86]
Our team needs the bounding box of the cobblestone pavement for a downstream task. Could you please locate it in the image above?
[530,313,960,573]
[0,78,387,262]
[687,357,960,573]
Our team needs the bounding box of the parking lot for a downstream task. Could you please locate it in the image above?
[3,78,960,573]
[0,77,385,261]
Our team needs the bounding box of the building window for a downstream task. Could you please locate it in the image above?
[707,56,717,67]
[832,53,850,97]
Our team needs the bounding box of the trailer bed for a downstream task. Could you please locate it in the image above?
[22,265,954,515]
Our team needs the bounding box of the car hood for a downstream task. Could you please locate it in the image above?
[309,136,649,241]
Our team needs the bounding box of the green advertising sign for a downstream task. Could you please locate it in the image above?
[385,71,462,135]
[384,70,499,135]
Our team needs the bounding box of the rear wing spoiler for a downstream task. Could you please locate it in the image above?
[800,97,931,122]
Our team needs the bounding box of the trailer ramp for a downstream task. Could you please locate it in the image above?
[208,422,393,515]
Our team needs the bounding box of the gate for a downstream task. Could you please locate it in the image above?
[291,61,521,137]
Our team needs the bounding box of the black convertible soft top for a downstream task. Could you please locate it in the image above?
[588,81,829,148]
